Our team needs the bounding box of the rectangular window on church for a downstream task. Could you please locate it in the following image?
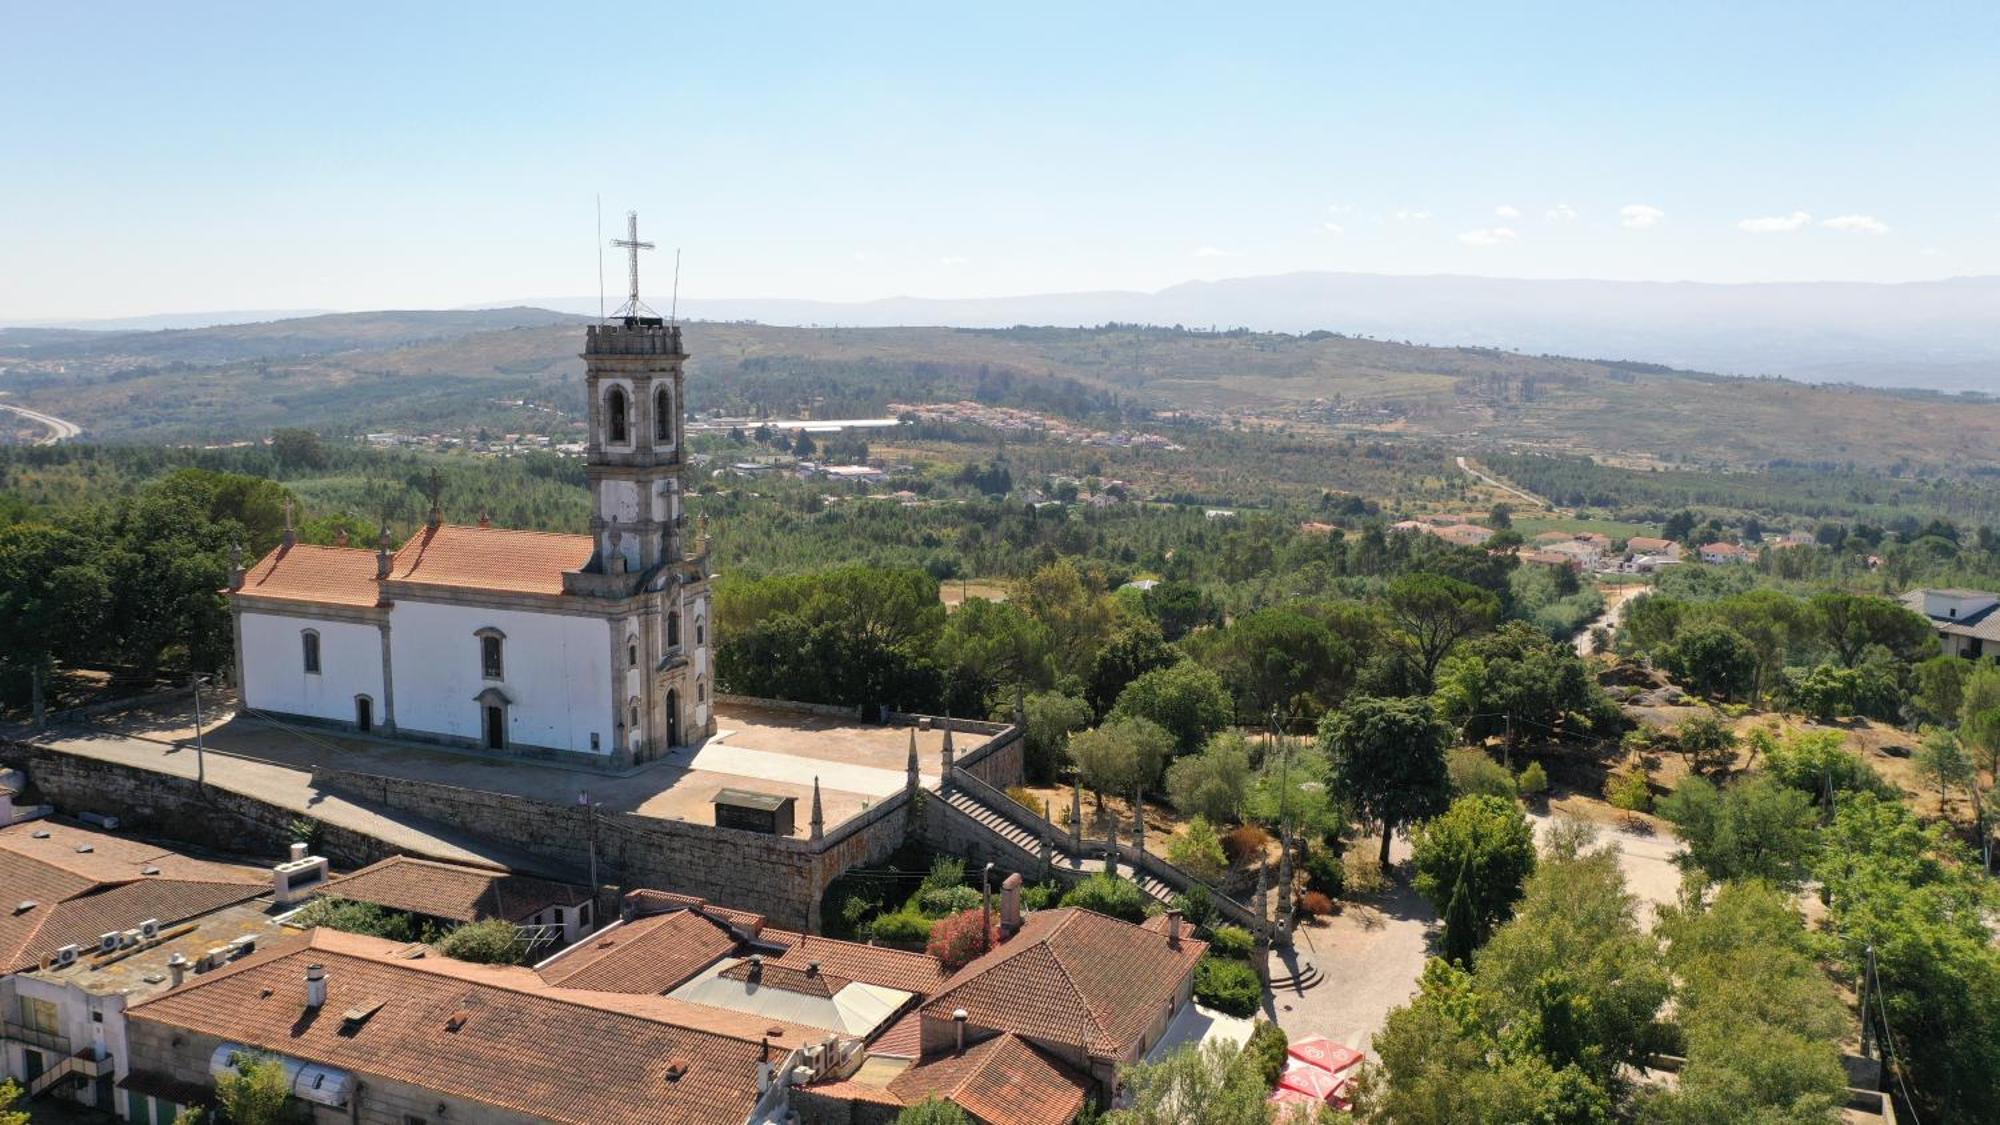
[302,631,321,675]
[481,635,504,679]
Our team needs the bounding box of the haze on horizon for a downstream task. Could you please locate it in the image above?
[4,1,1998,322]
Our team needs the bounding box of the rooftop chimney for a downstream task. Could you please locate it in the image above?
[1000,872,1023,933]
[1166,909,1183,951]
[477,510,492,529]
[375,525,394,580]
[227,542,246,591]
[333,528,349,548]
[953,1008,969,1055]
[748,954,764,983]
[289,841,307,863]
[167,952,188,988]
[304,963,327,1010]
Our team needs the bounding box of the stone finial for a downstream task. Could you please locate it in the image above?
[1012,684,1026,728]
[1070,779,1083,855]
[906,728,920,790]
[810,776,825,842]
[1133,787,1146,855]
[940,720,956,785]
[375,524,395,580]
[1040,801,1054,876]
[228,542,247,591]
[422,468,445,530]
[1105,812,1119,878]
[280,497,297,549]
[1275,829,1294,924]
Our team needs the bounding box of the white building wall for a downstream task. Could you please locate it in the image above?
[388,599,613,755]
[238,612,384,725]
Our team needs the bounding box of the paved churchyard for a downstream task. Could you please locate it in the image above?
[27,696,948,842]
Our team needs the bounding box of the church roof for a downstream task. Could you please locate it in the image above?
[385,523,594,597]
[237,542,384,607]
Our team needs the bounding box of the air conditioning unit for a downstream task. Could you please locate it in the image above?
[140,918,161,940]
[99,932,121,954]
[55,944,79,967]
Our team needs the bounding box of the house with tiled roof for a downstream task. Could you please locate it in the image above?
[0,820,282,1119]
[228,299,715,769]
[1901,588,2000,660]
[1698,541,1753,564]
[316,856,596,947]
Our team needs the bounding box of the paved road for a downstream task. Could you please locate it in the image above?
[0,399,81,443]
[1574,582,1645,656]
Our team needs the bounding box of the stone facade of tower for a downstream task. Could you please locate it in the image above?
[564,316,717,758]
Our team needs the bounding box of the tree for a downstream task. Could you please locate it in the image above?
[1321,695,1453,868]
[1058,873,1149,922]
[434,918,529,964]
[1142,580,1220,642]
[1488,503,1513,530]
[1655,775,1817,888]
[269,427,327,471]
[895,1098,971,1125]
[1959,661,2000,771]
[926,908,1001,972]
[1914,727,1977,820]
[1086,621,1177,716]
[1185,607,1353,725]
[1020,690,1093,784]
[1105,1040,1273,1125]
[0,1081,27,1125]
[1807,590,1937,668]
[1069,717,1174,804]
[1912,654,1971,726]
[1112,661,1234,755]
[215,1051,294,1125]
[0,524,109,717]
[1166,732,1254,822]
[1013,559,1115,681]
[1672,712,1737,778]
[1167,816,1229,881]
[1434,622,1616,751]
[1412,795,1538,953]
[935,597,1054,716]
[1387,574,1500,690]
[1660,624,1757,700]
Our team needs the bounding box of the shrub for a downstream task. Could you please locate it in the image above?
[1221,824,1272,865]
[1059,873,1149,922]
[1297,891,1333,917]
[1244,1021,1290,1086]
[1447,747,1517,799]
[1517,760,1550,796]
[214,1051,291,1125]
[1343,851,1387,896]
[1194,955,1262,1016]
[1675,712,1739,777]
[868,911,933,945]
[919,856,966,898]
[895,1097,971,1124]
[1607,769,1654,813]
[288,896,414,942]
[1169,884,1216,932]
[1004,785,1040,813]
[1165,732,1254,822]
[434,918,528,965]
[1303,845,1345,899]
[917,884,983,918]
[1761,728,1891,804]
[840,893,882,932]
[1167,816,1229,882]
[926,908,1001,972]
[1208,924,1256,961]
[1019,882,1058,911]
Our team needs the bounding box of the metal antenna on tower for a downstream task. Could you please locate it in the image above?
[596,195,606,321]
[608,210,656,319]
[670,248,682,325]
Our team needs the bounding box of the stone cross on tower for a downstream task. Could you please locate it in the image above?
[609,211,656,319]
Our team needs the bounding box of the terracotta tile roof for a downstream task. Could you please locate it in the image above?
[1626,536,1676,552]
[625,889,768,933]
[234,543,383,607]
[537,911,740,994]
[869,1007,925,1058]
[718,959,849,998]
[757,928,951,998]
[129,929,804,1125]
[322,856,588,926]
[922,908,1205,1060]
[887,1033,1090,1125]
[0,823,268,973]
[386,523,593,596]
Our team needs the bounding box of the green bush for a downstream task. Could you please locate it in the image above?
[1194,955,1262,1016]
[434,918,529,965]
[288,896,414,942]
[1058,873,1149,922]
[1517,760,1549,796]
[919,856,966,898]
[1244,1020,1290,1086]
[1207,924,1256,961]
[1607,769,1654,813]
[1019,882,1058,911]
[868,911,934,945]
[1303,845,1345,899]
[1447,747,1517,799]
[916,884,983,918]
[1166,815,1229,882]
[1169,884,1216,932]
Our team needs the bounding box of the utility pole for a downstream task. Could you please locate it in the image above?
[981,862,995,953]
[190,672,207,786]
[1858,944,1878,1060]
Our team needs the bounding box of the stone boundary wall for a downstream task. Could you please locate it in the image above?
[716,693,864,720]
[45,686,192,727]
[0,740,395,870]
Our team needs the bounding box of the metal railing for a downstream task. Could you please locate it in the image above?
[2,1020,69,1055]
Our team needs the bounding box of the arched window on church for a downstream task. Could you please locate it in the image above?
[629,702,640,729]
[607,387,629,444]
[667,611,681,648]
[695,617,705,646]
[301,630,321,675]
[628,637,640,667]
[655,386,673,443]
[697,678,706,703]
[476,627,505,680]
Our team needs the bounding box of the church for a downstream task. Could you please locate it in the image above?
[226,226,713,767]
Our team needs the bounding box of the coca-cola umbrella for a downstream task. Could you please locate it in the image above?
[1278,1059,1345,1100]
[1286,1035,1365,1075]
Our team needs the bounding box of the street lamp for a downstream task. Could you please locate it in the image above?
[190,672,210,786]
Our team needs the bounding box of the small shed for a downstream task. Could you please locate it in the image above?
[713,788,797,836]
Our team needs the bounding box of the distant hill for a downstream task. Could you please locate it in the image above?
[494,273,2000,394]
[1,307,588,366]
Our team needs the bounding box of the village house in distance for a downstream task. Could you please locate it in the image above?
[225,217,713,766]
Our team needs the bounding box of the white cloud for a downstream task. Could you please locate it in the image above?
[1392,209,1433,222]
[1458,227,1519,246]
[852,250,869,262]
[938,255,968,265]
[1821,214,1889,235]
[1321,222,1345,236]
[1545,203,1577,221]
[1494,204,1522,220]
[1326,202,1353,215]
[1619,204,1665,230]
[1193,245,1233,258]
[1738,211,1812,233]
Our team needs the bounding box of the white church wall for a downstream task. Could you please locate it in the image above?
[239,611,383,725]
[389,600,613,755]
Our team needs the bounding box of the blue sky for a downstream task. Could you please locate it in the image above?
[4,1,1996,318]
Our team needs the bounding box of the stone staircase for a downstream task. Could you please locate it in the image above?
[937,773,1269,937]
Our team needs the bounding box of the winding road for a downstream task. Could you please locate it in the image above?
[0,399,81,443]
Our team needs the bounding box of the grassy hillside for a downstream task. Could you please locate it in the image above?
[5,314,1998,476]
